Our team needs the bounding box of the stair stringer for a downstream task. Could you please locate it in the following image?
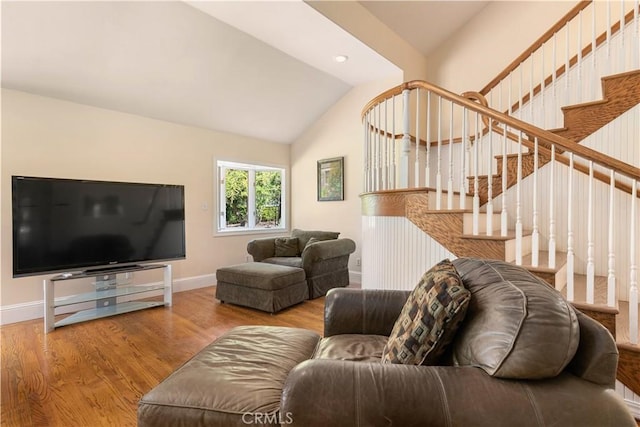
[618,343,640,399]
[405,193,507,261]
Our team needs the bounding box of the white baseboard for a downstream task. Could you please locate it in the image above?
[0,273,216,326]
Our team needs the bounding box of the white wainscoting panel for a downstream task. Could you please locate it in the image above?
[616,381,640,419]
[362,216,455,290]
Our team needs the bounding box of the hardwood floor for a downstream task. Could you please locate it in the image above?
[0,286,325,427]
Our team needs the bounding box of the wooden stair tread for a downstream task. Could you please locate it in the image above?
[556,270,640,345]
[562,273,609,305]
[460,230,532,241]
[518,250,568,273]
[560,98,608,111]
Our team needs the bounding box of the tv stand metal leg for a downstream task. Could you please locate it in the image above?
[43,279,54,332]
[164,264,172,306]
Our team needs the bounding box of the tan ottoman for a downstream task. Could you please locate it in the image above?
[215,262,308,313]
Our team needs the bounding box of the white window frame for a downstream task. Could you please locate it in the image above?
[215,160,287,236]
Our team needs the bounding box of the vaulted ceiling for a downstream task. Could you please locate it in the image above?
[1,1,488,144]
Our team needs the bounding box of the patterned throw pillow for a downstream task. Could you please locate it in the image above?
[274,237,299,257]
[381,259,471,365]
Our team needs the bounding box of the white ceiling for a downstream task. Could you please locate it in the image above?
[1,1,488,144]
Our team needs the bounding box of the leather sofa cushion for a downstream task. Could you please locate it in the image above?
[451,258,580,379]
[313,334,388,362]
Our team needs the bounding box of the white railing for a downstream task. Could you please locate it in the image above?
[481,0,640,135]
[362,81,640,344]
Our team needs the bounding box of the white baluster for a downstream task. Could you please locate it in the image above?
[630,179,638,345]
[606,1,611,73]
[578,9,583,102]
[425,91,431,188]
[391,95,396,190]
[400,89,410,189]
[586,161,595,304]
[436,96,443,209]
[565,21,570,106]
[607,170,616,307]
[486,118,494,236]
[620,0,625,73]
[591,0,597,100]
[552,32,558,128]
[448,101,454,209]
[383,99,388,190]
[635,0,640,69]
[529,53,534,124]
[509,71,513,115]
[459,108,467,210]
[370,109,375,192]
[515,131,523,265]
[519,63,523,120]
[548,145,556,269]
[415,88,420,188]
[372,107,378,191]
[377,105,382,190]
[541,41,546,129]
[531,137,540,267]
[472,112,480,235]
[567,153,575,301]
[501,124,508,237]
[363,111,369,192]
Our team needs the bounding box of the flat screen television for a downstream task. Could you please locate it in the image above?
[12,176,186,277]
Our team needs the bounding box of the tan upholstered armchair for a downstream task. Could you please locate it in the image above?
[247,229,356,299]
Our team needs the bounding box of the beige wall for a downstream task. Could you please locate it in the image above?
[425,1,575,92]
[290,76,401,275]
[1,89,290,308]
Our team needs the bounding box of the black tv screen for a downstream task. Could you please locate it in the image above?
[12,176,186,277]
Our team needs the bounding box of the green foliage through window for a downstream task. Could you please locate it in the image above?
[218,161,285,231]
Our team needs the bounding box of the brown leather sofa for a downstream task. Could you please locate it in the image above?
[139,258,636,426]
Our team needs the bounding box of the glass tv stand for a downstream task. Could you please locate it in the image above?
[44,264,172,333]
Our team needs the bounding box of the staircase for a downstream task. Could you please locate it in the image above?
[359,0,640,412]
[360,78,640,409]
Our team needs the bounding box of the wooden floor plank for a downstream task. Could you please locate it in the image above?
[0,286,325,427]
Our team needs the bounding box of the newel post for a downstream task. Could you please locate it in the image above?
[399,88,411,188]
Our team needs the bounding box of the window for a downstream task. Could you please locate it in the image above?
[216,160,286,233]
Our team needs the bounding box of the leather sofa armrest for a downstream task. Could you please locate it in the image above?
[323,288,409,337]
[301,238,355,263]
[281,359,637,427]
[246,238,276,262]
[566,310,619,387]
[282,360,449,427]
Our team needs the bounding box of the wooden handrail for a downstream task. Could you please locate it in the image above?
[479,1,591,96]
[362,79,640,182]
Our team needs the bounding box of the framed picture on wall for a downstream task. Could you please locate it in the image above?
[317,157,344,201]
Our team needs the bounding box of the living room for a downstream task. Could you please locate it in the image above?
[2,1,639,425]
